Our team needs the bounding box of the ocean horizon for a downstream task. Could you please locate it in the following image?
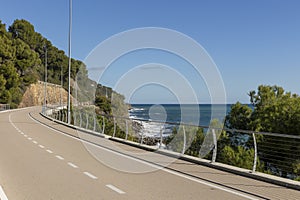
[128,103,240,127]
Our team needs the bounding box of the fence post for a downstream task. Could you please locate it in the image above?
[58,111,61,121]
[252,133,258,173]
[211,129,217,163]
[113,117,116,137]
[86,113,89,129]
[62,111,65,122]
[102,116,105,134]
[125,119,128,140]
[74,111,77,126]
[182,126,186,154]
[140,130,144,145]
[159,126,163,148]
[79,112,82,128]
[93,114,96,132]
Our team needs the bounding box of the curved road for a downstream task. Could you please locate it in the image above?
[0,107,299,200]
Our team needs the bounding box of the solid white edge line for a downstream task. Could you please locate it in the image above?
[106,184,125,194]
[0,185,9,200]
[83,172,98,180]
[29,112,258,200]
[67,162,79,169]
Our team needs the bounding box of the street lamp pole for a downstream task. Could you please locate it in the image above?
[60,61,63,107]
[44,45,47,113]
[67,0,72,124]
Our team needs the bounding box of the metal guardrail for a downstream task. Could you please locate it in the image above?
[43,105,300,181]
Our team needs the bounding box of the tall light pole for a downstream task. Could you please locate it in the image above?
[43,45,47,113]
[60,61,63,107]
[67,0,72,124]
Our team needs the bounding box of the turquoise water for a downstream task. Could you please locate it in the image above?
[129,104,233,127]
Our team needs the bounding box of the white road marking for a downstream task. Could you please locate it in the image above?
[106,184,125,194]
[28,137,32,140]
[67,162,79,169]
[46,149,53,154]
[38,145,45,149]
[33,141,38,144]
[29,112,258,200]
[24,135,28,137]
[20,132,24,135]
[0,185,8,200]
[83,172,98,180]
[55,155,64,160]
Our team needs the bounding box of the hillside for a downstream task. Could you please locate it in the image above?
[0,19,89,108]
[19,81,70,108]
[0,19,116,111]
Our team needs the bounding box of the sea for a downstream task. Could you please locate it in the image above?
[128,104,233,138]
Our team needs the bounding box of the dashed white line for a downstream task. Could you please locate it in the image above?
[55,155,64,160]
[20,132,24,135]
[67,162,79,169]
[28,137,32,140]
[106,184,125,194]
[83,172,98,180]
[0,185,9,200]
[29,111,259,200]
[46,149,53,154]
[38,145,45,149]
[33,141,38,144]
[24,135,28,137]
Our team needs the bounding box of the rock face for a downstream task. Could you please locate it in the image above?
[19,81,70,108]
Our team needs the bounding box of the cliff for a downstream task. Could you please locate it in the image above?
[19,81,70,108]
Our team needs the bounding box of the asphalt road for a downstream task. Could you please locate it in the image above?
[0,107,299,200]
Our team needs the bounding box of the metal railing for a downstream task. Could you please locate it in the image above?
[0,104,10,111]
[43,105,300,181]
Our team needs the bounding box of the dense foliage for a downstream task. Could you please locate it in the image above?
[224,85,300,179]
[0,19,92,108]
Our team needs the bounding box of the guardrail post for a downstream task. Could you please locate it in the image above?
[93,114,96,132]
[102,116,105,134]
[125,119,128,140]
[74,111,77,126]
[159,126,163,148]
[211,129,217,163]
[79,111,82,128]
[86,113,89,129]
[58,110,61,121]
[113,117,116,137]
[182,126,186,154]
[62,111,65,122]
[64,111,67,123]
[252,133,258,173]
[140,131,144,145]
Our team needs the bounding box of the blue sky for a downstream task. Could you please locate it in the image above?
[1,0,300,104]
